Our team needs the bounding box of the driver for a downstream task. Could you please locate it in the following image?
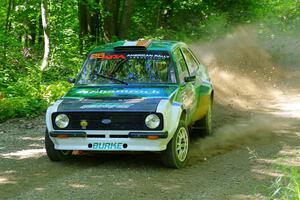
[156,60,168,82]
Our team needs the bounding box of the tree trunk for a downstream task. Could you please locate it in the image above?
[38,14,43,46]
[103,0,120,41]
[41,0,50,71]
[89,0,100,45]
[3,0,15,63]
[78,0,90,53]
[118,0,135,39]
[29,19,37,46]
[5,0,12,31]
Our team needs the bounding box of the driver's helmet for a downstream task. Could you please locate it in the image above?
[156,60,168,81]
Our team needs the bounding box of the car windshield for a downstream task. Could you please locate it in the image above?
[76,51,176,85]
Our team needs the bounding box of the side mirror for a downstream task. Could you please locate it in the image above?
[67,77,76,83]
[184,75,196,82]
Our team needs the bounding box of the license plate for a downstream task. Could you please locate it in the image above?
[92,142,123,150]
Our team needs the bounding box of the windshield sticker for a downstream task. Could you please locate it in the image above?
[76,89,161,95]
[126,54,170,59]
[80,103,134,109]
[90,53,126,60]
[103,89,160,95]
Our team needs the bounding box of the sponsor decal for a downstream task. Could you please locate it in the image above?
[126,54,170,59]
[113,89,161,95]
[76,89,161,95]
[90,52,169,60]
[92,142,123,150]
[65,86,178,99]
[182,89,195,108]
[80,103,134,109]
[80,120,88,129]
[90,53,126,60]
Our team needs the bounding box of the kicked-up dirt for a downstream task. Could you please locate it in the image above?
[0,26,299,200]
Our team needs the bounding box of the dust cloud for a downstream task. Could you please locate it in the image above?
[189,25,300,159]
[190,116,277,160]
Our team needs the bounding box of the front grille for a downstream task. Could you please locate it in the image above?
[87,135,105,138]
[52,112,163,131]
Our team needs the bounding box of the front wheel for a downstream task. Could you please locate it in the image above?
[162,120,189,169]
[45,130,72,161]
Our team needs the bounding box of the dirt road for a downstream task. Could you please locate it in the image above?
[0,27,299,200]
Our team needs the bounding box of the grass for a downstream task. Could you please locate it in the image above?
[269,166,300,200]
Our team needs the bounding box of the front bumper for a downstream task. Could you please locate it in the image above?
[49,130,169,151]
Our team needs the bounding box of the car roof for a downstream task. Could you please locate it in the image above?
[90,40,187,53]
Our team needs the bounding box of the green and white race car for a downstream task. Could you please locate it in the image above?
[45,40,214,168]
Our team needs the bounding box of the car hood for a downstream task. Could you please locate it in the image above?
[57,85,178,112]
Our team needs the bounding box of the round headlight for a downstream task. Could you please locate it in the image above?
[145,114,160,129]
[55,114,69,128]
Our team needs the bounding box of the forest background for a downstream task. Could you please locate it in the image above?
[0,0,299,122]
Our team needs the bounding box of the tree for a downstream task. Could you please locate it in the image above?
[103,0,136,40]
[78,0,90,53]
[118,0,135,39]
[78,0,102,53]
[41,0,50,71]
[3,0,15,62]
[103,0,120,41]
[89,0,101,44]
[5,0,14,31]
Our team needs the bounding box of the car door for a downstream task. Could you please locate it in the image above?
[181,47,207,123]
[172,47,196,125]
[180,47,210,123]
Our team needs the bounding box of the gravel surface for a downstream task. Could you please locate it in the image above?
[1,27,299,200]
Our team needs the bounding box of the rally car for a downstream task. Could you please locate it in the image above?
[45,40,213,168]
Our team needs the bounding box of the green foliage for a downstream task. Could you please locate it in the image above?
[0,0,299,122]
[269,166,300,200]
[41,81,72,104]
[0,97,47,122]
[257,0,300,36]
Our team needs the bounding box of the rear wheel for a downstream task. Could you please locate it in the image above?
[45,130,72,161]
[162,120,189,169]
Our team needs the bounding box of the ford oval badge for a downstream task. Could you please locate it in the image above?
[101,119,112,124]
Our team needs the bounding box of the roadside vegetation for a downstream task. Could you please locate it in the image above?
[269,166,300,200]
[0,0,299,122]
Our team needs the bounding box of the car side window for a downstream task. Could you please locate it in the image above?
[189,50,209,81]
[173,48,189,83]
[181,48,199,76]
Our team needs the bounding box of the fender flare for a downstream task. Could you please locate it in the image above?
[162,102,187,142]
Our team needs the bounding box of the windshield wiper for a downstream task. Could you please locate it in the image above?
[93,71,128,85]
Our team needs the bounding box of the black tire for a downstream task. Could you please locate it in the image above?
[193,98,213,136]
[45,130,72,161]
[162,120,189,169]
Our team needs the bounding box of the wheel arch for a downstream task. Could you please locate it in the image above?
[211,89,214,102]
[180,109,187,124]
